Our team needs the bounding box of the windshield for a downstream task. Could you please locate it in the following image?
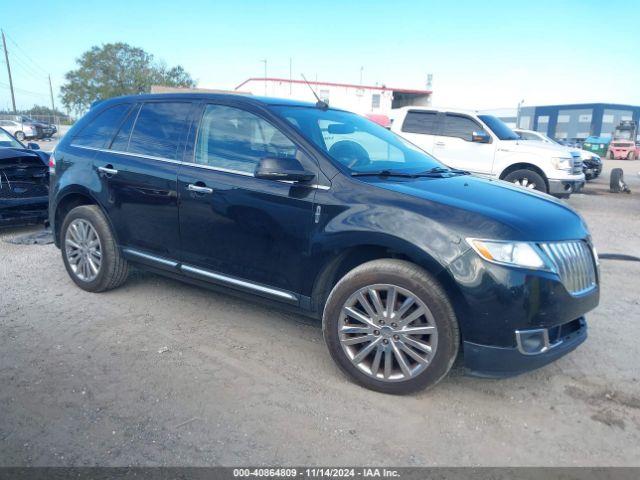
[271,106,443,174]
[478,115,519,140]
[0,128,24,148]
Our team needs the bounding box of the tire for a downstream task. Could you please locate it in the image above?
[607,150,614,159]
[503,169,547,193]
[322,259,459,394]
[15,131,25,141]
[627,151,636,160]
[60,205,129,292]
[610,168,625,193]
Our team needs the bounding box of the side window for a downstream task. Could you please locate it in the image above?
[127,102,192,160]
[72,104,131,148]
[194,104,298,174]
[442,114,484,141]
[110,104,140,151]
[401,111,439,135]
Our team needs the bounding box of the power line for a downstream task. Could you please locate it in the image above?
[5,32,48,76]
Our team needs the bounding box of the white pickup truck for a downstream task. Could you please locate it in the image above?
[390,107,585,198]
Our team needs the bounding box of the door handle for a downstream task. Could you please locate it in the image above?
[435,141,446,147]
[187,183,213,194]
[98,165,118,176]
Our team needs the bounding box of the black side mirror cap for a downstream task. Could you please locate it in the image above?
[255,157,315,182]
[27,142,40,150]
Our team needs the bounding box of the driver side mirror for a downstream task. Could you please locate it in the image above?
[255,157,315,182]
[471,131,491,143]
[27,142,40,150]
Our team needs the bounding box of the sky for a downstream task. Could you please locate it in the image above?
[1,0,639,112]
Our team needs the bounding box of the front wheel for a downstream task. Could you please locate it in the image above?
[503,169,547,193]
[627,151,636,160]
[61,205,129,292]
[607,150,614,159]
[323,259,459,394]
[15,131,25,141]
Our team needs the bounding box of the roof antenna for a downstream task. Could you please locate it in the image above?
[301,73,328,110]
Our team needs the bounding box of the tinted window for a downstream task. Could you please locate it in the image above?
[401,111,439,135]
[72,104,131,148]
[195,105,298,174]
[478,115,519,140]
[111,104,140,151]
[442,114,482,141]
[128,102,192,159]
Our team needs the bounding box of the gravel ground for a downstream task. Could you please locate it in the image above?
[0,161,639,467]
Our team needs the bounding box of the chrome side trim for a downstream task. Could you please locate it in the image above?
[122,248,179,268]
[72,144,328,187]
[181,264,297,302]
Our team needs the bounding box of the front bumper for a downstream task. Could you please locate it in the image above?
[464,317,587,377]
[0,195,49,226]
[548,178,585,195]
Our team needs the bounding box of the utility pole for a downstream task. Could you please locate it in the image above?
[289,57,292,95]
[516,99,525,128]
[48,75,55,111]
[260,59,267,95]
[360,66,363,85]
[1,30,17,114]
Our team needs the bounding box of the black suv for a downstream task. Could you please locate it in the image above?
[50,94,599,393]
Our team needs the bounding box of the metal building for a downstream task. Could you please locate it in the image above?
[515,103,640,142]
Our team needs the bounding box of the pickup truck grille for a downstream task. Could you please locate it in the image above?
[539,241,597,295]
[570,152,582,175]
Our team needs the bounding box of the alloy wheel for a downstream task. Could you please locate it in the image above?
[338,284,438,382]
[65,218,102,282]
[513,177,537,189]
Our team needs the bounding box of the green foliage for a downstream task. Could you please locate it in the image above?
[60,43,195,114]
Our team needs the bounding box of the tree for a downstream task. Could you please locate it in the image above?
[60,43,195,114]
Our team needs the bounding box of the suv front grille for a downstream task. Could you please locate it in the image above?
[539,241,597,295]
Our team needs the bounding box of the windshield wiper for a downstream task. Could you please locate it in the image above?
[351,167,470,178]
[417,167,470,176]
[351,170,418,178]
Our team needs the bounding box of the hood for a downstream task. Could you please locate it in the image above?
[499,139,573,157]
[0,147,49,166]
[362,174,589,242]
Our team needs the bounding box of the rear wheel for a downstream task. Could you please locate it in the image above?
[323,259,459,394]
[503,169,547,193]
[61,205,129,292]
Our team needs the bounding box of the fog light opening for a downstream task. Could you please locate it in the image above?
[515,329,551,355]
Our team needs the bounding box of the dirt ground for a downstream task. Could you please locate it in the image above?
[1,161,639,467]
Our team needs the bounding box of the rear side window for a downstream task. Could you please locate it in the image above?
[127,102,192,160]
[401,111,439,135]
[194,104,298,174]
[110,104,140,151]
[72,104,131,148]
[442,114,483,141]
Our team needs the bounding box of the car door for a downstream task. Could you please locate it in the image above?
[397,110,440,154]
[177,102,319,301]
[432,113,495,174]
[92,100,195,262]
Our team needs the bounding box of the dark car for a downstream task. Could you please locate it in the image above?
[0,127,50,226]
[16,116,56,139]
[49,94,600,394]
[582,154,602,180]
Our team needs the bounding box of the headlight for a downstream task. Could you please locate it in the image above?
[467,239,548,269]
[552,157,572,172]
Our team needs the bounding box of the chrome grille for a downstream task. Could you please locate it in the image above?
[539,241,597,295]
[570,152,583,174]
